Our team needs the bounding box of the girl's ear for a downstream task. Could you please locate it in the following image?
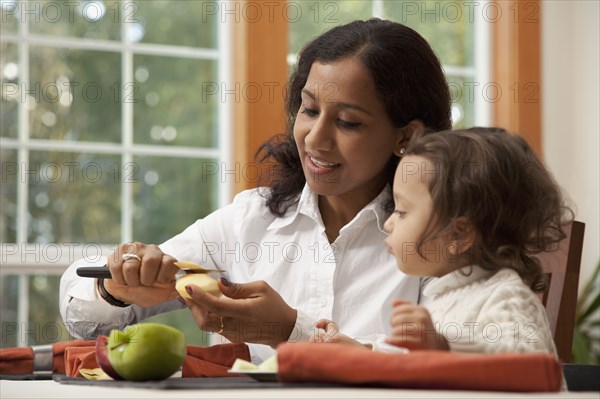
[448,217,477,256]
[393,120,425,157]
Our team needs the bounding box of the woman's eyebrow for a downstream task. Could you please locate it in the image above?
[301,88,316,100]
[335,102,371,116]
[301,88,372,116]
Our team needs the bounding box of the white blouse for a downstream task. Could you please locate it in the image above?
[60,185,420,362]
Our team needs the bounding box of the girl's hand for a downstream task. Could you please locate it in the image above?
[385,300,449,350]
[102,242,180,307]
[184,279,297,348]
[310,319,370,350]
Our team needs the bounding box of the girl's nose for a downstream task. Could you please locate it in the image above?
[383,214,394,233]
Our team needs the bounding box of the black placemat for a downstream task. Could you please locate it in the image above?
[53,375,343,390]
[563,364,600,392]
[1,373,54,381]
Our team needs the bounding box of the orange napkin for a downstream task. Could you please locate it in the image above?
[64,346,99,377]
[277,343,562,392]
[63,342,250,378]
[182,344,250,377]
[2,340,249,378]
[0,340,96,375]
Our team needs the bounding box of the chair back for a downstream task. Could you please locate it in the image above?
[535,220,585,363]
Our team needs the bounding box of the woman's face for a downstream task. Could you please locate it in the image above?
[293,58,404,203]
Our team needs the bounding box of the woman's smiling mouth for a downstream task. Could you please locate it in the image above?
[307,154,340,174]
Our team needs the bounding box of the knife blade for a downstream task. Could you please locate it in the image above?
[76,265,225,279]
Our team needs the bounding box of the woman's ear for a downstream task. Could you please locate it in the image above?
[393,120,425,157]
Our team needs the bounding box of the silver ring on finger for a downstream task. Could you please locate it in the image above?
[122,253,141,262]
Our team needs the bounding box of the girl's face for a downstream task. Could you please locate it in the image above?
[294,58,404,204]
[384,155,456,277]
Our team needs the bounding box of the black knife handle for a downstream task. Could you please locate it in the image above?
[76,266,112,279]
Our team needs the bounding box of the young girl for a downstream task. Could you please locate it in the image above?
[313,127,572,356]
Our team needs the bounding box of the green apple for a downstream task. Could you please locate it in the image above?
[96,323,186,381]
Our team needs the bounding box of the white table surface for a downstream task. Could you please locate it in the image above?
[1,380,598,399]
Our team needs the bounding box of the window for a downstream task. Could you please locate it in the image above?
[1,0,231,347]
[288,0,491,128]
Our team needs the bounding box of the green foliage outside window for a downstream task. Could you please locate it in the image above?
[288,0,476,129]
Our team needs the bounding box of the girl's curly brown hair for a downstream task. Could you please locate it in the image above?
[405,127,574,291]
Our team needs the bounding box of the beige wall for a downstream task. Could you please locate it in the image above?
[542,0,600,289]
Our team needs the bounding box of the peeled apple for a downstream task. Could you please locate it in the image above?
[176,273,221,299]
[174,261,221,299]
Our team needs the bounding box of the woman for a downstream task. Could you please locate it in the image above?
[60,18,451,362]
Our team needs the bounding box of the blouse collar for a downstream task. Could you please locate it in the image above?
[267,184,391,234]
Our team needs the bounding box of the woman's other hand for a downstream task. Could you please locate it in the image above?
[102,242,180,307]
[386,300,449,350]
[184,279,297,348]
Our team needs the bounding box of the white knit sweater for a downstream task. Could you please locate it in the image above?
[422,266,558,355]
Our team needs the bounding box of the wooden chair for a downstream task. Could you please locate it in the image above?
[535,220,585,363]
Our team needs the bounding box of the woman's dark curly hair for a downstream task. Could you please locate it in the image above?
[257,18,452,216]
[404,127,574,291]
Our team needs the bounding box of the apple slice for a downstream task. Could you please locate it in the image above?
[79,367,111,380]
[230,358,258,372]
[257,355,278,372]
[230,355,278,373]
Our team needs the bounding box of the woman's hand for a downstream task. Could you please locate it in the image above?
[385,300,449,350]
[184,279,297,348]
[102,242,181,307]
[310,319,369,349]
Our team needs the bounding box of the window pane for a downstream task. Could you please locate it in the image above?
[28,275,73,346]
[0,1,19,33]
[132,156,218,244]
[447,75,475,129]
[29,0,121,41]
[0,275,19,348]
[1,42,19,138]
[383,0,474,67]
[134,0,217,48]
[28,151,121,244]
[29,46,121,142]
[289,0,373,54]
[133,55,217,148]
[1,149,17,243]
